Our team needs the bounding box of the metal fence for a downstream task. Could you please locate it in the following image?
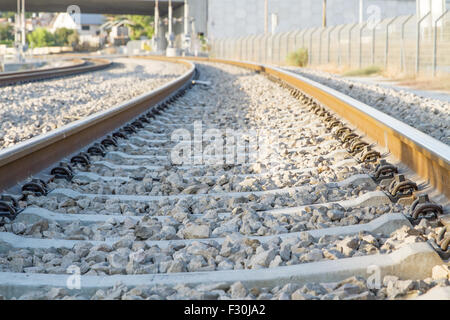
[210,12,450,76]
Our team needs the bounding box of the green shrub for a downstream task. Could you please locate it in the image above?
[54,28,76,46]
[0,23,14,44]
[287,48,308,67]
[67,32,80,48]
[27,28,55,47]
[26,27,79,48]
[0,39,13,46]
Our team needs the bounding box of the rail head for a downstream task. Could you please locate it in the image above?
[167,56,449,198]
[0,58,112,86]
[0,58,86,77]
[271,66,450,164]
[271,64,449,197]
[0,58,195,192]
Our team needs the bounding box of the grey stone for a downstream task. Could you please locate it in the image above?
[167,260,186,273]
[248,249,277,268]
[230,282,248,299]
[183,224,210,239]
[337,237,359,255]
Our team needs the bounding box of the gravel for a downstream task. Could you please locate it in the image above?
[0,58,188,150]
[3,202,399,241]
[1,62,447,300]
[8,273,450,300]
[1,221,441,276]
[284,67,450,145]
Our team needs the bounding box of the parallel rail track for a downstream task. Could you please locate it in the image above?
[0,57,448,300]
[0,58,112,87]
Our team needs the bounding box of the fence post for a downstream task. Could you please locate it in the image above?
[400,15,414,73]
[286,32,291,61]
[337,25,346,66]
[243,36,248,61]
[309,28,319,65]
[371,21,381,66]
[328,25,338,64]
[319,28,326,64]
[348,24,358,68]
[279,33,284,64]
[385,17,398,70]
[416,11,431,74]
[253,35,258,62]
[433,10,449,77]
[264,36,269,63]
[294,29,305,50]
[359,23,367,68]
[271,34,276,64]
[302,29,308,48]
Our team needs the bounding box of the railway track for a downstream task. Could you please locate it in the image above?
[0,58,112,87]
[0,57,448,300]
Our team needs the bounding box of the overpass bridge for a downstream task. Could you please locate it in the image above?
[1,0,207,56]
[0,0,184,15]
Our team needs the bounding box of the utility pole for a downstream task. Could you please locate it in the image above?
[323,0,327,27]
[264,0,268,35]
[15,0,20,44]
[15,0,26,61]
[168,0,173,47]
[21,0,25,46]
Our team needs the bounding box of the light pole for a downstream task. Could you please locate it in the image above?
[15,0,26,61]
[21,0,25,47]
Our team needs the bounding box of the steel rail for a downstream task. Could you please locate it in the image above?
[0,59,86,77]
[143,56,449,198]
[0,58,112,86]
[0,57,195,192]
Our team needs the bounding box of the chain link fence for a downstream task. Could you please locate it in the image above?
[210,13,450,76]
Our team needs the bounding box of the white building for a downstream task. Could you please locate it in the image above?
[50,13,106,46]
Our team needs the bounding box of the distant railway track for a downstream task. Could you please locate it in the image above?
[0,58,112,87]
[0,56,448,300]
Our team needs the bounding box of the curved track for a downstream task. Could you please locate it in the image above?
[0,57,448,300]
[0,58,112,87]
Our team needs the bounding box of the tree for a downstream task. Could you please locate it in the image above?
[54,28,75,46]
[0,11,32,21]
[67,32,80,49]
[121,15,154,40]
[0,23,14,45]
[27,27,55,47]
